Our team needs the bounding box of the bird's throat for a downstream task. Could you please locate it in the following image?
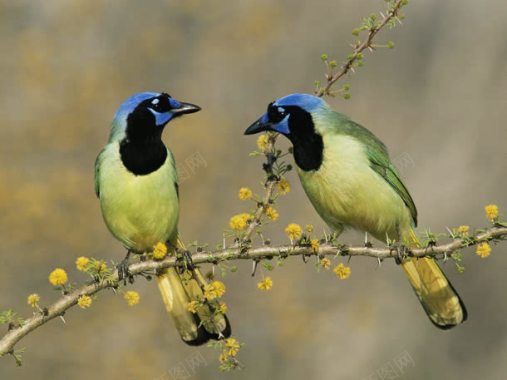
[119,139,167,175]
[282,105,324,172]
[292,135,324,171]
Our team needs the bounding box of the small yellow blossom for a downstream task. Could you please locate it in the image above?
[229,213,251,231]
[305,224,314,233]
[285,223,302,241]
[457,225,470,236]
[186,300,199,314]
[257,277,273,291]
[124,291,140,306]
[277,179,291,194]
[256,134,269,152]
[77,295,92,309]
[485,204,499,221]
[212,281,226,297]
[204,281,226,300]
[219,351,229,363]
[310,239,320,253]
[225,337,240,357]
[320,258,331,269]
[476,242,492,258]
[333,263,351,280]
[27,293,40,308]
[49,268,68,286]
[94,260,108,273]
[75,256,89,272]
[265,206,279,221]
[216,302,228,314]
[204,285,217,300]
[152,242,168,260]
[238,187,253,201]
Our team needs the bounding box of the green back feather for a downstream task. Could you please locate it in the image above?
[315,110,418,226]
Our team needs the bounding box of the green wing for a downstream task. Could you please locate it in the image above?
[94,148,106,198]
[333,113,418,226]
[367,147,417,226]
[167,149,179,199]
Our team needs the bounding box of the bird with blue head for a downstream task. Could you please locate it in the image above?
[95,92,231,345]
[246,93,467,329]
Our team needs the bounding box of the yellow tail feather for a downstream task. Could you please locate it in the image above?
[401,229,467,328]
[156,238,231,345]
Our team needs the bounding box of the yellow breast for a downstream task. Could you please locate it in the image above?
[98,143,179,252]
[297,134,412,241]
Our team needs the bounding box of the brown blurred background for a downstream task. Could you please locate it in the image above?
[1,0,506,379]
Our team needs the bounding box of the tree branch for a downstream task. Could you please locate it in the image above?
[315,0,407,97]
[1,225,506,358]
[241,134,279,244]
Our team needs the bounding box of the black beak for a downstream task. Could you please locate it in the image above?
[172,102,201,116]
[244,118,270,135]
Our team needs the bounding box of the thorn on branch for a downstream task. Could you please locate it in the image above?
[251,259,260,277]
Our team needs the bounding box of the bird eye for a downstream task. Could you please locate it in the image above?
[267,102,286,123]
[149,95,172,112]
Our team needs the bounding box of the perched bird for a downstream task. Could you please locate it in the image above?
[245,93,467,329]
[95,92,231,344]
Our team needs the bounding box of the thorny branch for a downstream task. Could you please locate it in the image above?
[1,225,506,358]
[315,0,407,97]
[3,0,503,369]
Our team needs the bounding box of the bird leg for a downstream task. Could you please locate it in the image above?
[175,249,195,274]
[364,232,373,248]
[389,242,407,265]
[117,250,132,285]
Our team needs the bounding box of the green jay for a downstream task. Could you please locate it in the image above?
[245,93,466,329]
[95,92,231,344]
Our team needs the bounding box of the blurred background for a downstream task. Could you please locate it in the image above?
[0,0,506,379]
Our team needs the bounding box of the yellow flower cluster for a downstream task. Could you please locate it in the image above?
[75,256,89,272]
[238,187,253,200]
[225,338,240,356]
[320,258,331,269]
[152,242,168,260]
[256,134,269,152]
[257,277,273,291]
[229,213,251,231]
[216,301,228,314]
[476,242,492,258]
[285,223,302,241]
[219,337,242,364]
[49,268,68,286]
[204,281,226,300]
[305,224,314,233]
[485,204,499,221]
[457,225,470,236]
[94,260,108,273]
[27,293,40,308]
[310,239,320,253]
[124,291,140,306]
[333,263,351,280]
[265,206,279,221]
[77,295,92,309]
[277,179,291,194]
[186,300,199,314]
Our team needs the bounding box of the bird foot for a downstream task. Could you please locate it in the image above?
[389,242,407,265]
[117,250,133,285]
[176,249,195,273]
